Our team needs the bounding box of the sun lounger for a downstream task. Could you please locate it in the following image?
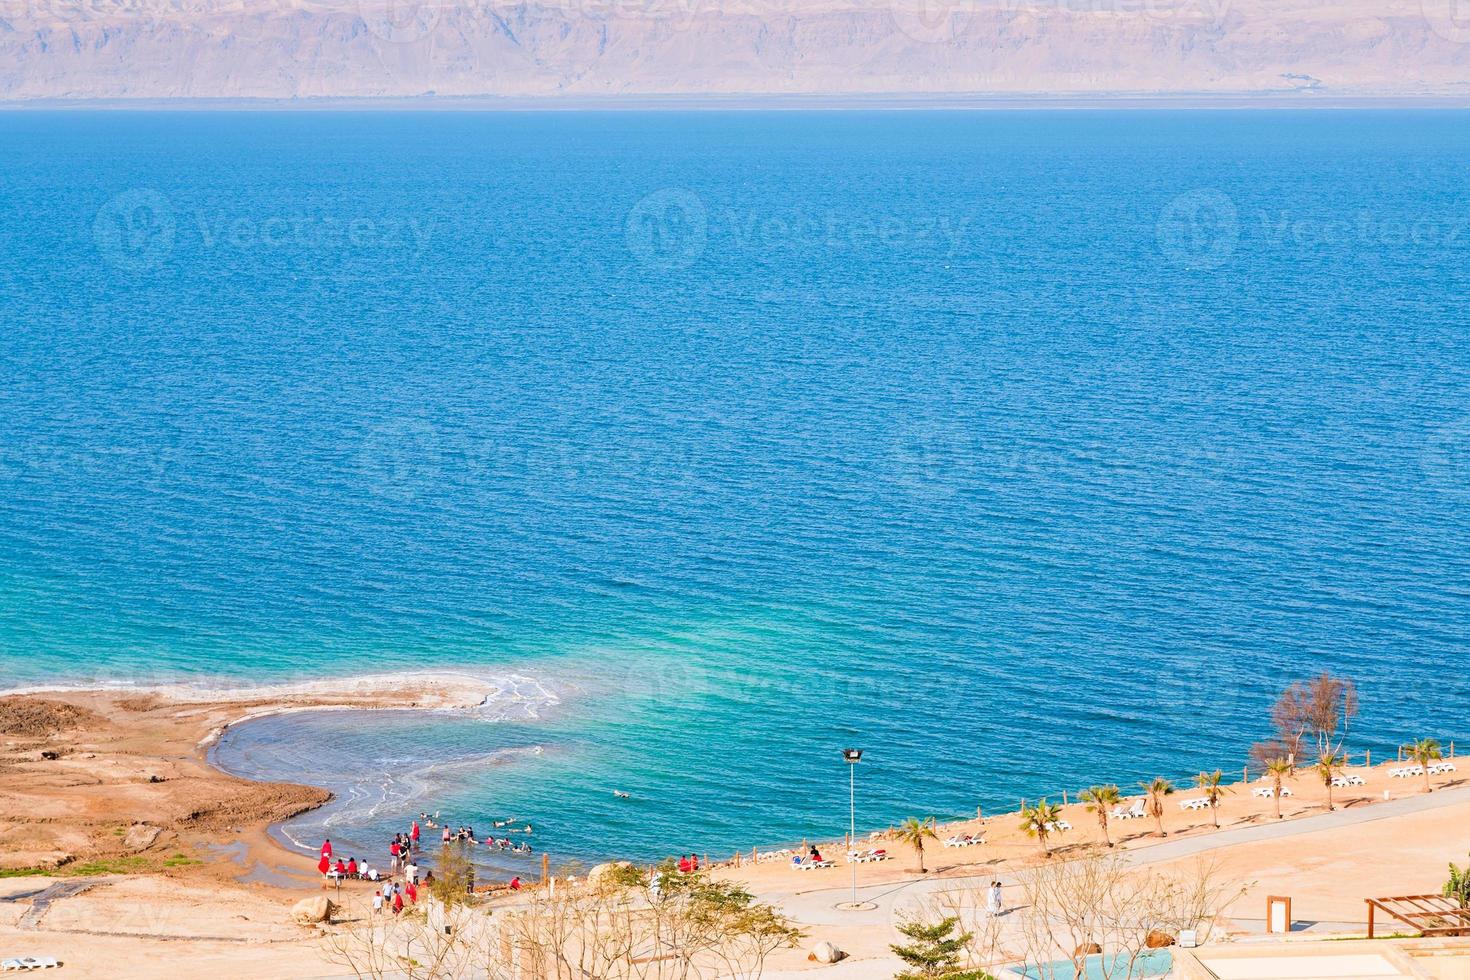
[1178,798,1209,811]
[942,836,982,848]
[795,859,834,870]
[1123,800,1147,820]
[848,849,891,862]
[1,958,59,971]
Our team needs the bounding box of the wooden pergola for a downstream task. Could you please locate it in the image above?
[1366,894,1470,938]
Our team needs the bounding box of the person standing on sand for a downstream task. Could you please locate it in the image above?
[320,839,332,861]
[393,889,404,915]
[372,890,383,914]
[317,853,330,877]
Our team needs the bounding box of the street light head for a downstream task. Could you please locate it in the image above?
[842,748,863,763]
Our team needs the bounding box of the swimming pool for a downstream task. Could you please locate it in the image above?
[1016,949,1173,979]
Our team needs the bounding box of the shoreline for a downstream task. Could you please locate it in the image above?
[0,684,1465,978]
[6,93,1470,112]
[1,680,1462,882]
[0,676,534,883]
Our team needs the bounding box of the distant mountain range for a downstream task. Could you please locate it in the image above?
[1,0,1468,101]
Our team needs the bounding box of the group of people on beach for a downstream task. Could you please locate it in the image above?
[373,877,427,915]
[317,839,382,881]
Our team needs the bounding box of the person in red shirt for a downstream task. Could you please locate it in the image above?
[677,855,692,874]
[690,855,699,872]
[393,891,404,914]
[317,854,330,876]
[406,881,418,904]
[346,858,358,877]
[320,839,332,860]
[509,876,521,891]
[334,859,346,875]
[411,821,420,847]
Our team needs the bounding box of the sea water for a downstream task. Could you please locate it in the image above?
[2,110,1468,867]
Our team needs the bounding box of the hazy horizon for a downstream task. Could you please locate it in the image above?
[2,0,1469,102]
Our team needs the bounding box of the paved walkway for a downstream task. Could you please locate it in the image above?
[762,784,1470,928]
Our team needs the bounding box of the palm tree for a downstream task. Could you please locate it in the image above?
[1264,758,1293,820]
[1195,770,1230,828]
[1141,777,1174,837]
[1019,799,1063,858]
[1408,738,1444,794]
[1080,784,1122,847]
[895,816,939,874]
[1315,752,1346,811]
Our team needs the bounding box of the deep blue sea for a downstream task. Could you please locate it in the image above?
[2,110,1469,871]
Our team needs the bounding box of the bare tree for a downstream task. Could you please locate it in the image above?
[322,895,479,980]
[469,864,800,980]
[1014,849,1249,980]
[1267,673,1358,767]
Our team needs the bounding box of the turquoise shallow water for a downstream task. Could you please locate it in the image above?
[2,110,1469,867]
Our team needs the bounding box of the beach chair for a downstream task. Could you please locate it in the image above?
[1124,799,1147,820]
[1,958,59,971]
[1108,805,1128,820]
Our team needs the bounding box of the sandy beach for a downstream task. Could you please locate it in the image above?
[0,684,1464,977]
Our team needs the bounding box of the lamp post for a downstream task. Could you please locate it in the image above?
[842,748,862,906]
